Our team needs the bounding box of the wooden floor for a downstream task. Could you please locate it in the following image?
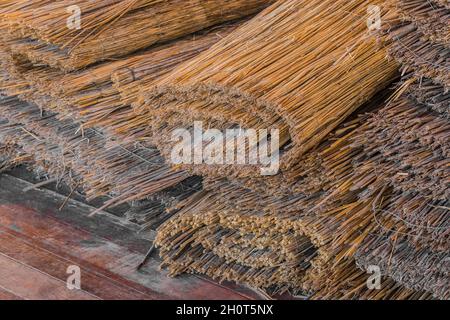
[0,173,260,300]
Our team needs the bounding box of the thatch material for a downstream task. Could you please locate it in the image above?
[154,94,449,299]
[0,0,447,300]
[0,23,239,121]
[383,1,449,90]
[433,0,450,10]
[0,0,272,71]
[0,94,204,230]
[0,141,29,173]
[397,75,449,118]
[391,0,449,45]
[136,0,398,178]
[155,175,434,299]
[0,25,241,208]
[386,25,449,88]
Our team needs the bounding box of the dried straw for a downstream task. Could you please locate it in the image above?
[154,92,449,299]
[136,0,399,178]
[0,0,273,71]
[0,0,447,300]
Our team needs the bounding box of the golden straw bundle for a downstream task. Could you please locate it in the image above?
[155,94,448,299]
[0,0,447,300]
[383,0,449,90]
[136,0,399,178]
[0,24,245,210]
[0,0,273,71]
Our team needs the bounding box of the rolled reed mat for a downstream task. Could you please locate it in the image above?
[136,0,399,177]
[155,182,433,299]
[0,23,240,124]
[0,0,272,71]
[310,261,433,300]
[434,0,450,10]
[389,0,449,46]
[0,95,193,212]
[155,94,448,299]
[0,139,199,231]
[383,1,449,89]
[356,227,449,300]
[155,187,319,295]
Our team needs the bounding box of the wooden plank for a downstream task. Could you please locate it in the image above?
[0,174,255,300]
[0,285,23,300]
[0,229,160,300]
[0,253,98,300]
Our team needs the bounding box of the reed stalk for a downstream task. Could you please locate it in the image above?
[137,0,399,178]
[0,0,272,71]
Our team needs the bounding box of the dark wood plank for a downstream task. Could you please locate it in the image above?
[0,174,256,300]
[0,253,98,300]
[0,229,159,300]
[0,285,23,300]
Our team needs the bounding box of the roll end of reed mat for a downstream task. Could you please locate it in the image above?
[154,94,449,299]
[135,0,399,178]
[382,0,449,90]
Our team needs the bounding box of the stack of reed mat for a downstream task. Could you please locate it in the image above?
[141,0,448,299]
[0,0,269,221]
[386,0,449,117]
[155,96,448,300]
[136,0,399,178]
[0,0,447,299]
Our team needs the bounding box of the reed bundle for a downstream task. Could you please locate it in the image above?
[391,0,449,45]
[0,24,238,121]
[0,0,272,71]
[0,94,204,229]
[384,0,449,90]
[155,93,448,299]
[155,182,434,299]
[0,141,30,173]
[0,93,193,210]
[135,0,399,178]
[0,25,241,209]
[387,28,449,88]
[0,0,447,300]
[382,1,449,120]
[434,0,450,9]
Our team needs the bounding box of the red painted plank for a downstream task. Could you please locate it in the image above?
[0,204,173,299]
[0,285,23,300]
[0,174,254,300]
[0,229,159,300]
[0,201,249,298]
[0,253,98,300]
